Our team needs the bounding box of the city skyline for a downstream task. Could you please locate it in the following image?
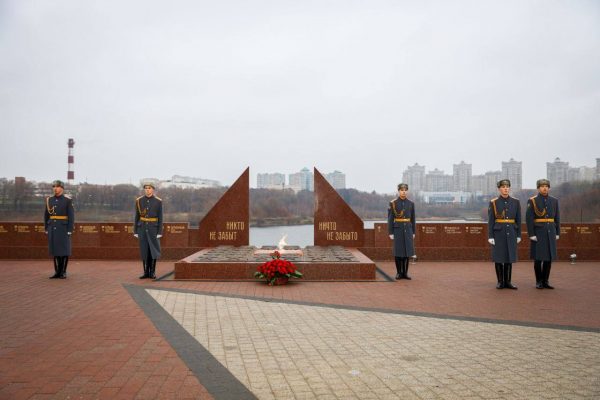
[1,1,599,193]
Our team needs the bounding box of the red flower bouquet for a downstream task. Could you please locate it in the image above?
[254,250,303,285]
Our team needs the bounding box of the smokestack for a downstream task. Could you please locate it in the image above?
[67,138,75,185]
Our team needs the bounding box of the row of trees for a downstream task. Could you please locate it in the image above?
[1,178,598,223]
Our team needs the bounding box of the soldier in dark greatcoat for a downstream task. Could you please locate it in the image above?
[44,180,74,279]
[487,179,521,289]
[526,179,560,289]
[388,183,416,280]
[134,182,163,279]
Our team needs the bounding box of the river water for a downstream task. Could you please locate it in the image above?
[249,219,482,247]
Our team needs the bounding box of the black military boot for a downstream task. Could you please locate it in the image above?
[57,257,66,279]
[534,261,543,289]
[60,257,69,278]
[504,263,517,289]
[403,258,411,280]
[139,261,148,279]
[542,262,554,289]
[495,263,504,289]
[394,257,402,280]
[50,257,60,279]
[149,259,157,279]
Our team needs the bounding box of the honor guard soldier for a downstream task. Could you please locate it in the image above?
[487,179,522,289]
[388,183,416,280]
[526,179,560,289]
[134,182,163,279]
[44,180,74,279]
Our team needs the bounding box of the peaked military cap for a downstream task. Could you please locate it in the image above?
[397,183,409,190]
[497,179,511,188]
[52,180,64,188]
[536,179,551,188]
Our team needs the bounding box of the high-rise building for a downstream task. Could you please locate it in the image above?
[485,171,502,196]
[425,168,453,192]
[324,171,346,189]
[453,161,472,192]
[402,163,426,193]
[501,158,522,190]
[471,174,485,196]
[257,173,286,189]
[547,158,569,187]
[568,166,596,182]
[288,167,314,192]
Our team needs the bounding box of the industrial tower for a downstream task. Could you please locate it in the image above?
[67,138,75,185]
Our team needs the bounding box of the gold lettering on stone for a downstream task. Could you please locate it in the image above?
[560,226,572,235]
[209,232,217,240]
[422,226,437,234]
[34,225,45,233]
[335,231,358,241]
[466,227,483,235]
[577,226,591,234]
[167,225,186,234]
[14,225,30,233]
[225,221,245,230]
[125,226,134,234]
[318,222,337,231]
[217,231,237,240]
[0,225,7,233]
[444,226,462,234]
[79,225,98,234]
[102,225,120,234]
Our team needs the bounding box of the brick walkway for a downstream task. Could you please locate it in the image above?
[1,259,599,399]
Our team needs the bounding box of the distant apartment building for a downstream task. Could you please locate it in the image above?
[453,161,472,192]
[425,169,453,192]
[288,167,314,192]
[502,158,522,190]
[402,163,426,193]
[420,191,471,204]
[325,171,346,189]
[547,158,569,187]
[568,166,596,182]
[142,175,221,189]
[257,173,286,189]
[471,174,485,196]
[485,171,502,196]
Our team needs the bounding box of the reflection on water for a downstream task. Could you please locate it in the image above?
[250,225,314,247]
[250,219,482,247]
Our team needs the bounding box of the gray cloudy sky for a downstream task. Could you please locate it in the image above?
[1,0,599,193]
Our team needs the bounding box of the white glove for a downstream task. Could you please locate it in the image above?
[134,234,139,238]
[530,236,537,242]
[516,237,521,243]
[67,232,72,236]
[412,234,415,239]
[488,238,495,245]
[389,234,394,240]
[157,234,162,239]
[556,235,559,240]
[45,231,48,235]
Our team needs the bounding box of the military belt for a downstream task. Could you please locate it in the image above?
[534,218,554,223]
[495,219,515,223]
[49,216,68,220]
[140,217,158,222]
[394,218,411,222]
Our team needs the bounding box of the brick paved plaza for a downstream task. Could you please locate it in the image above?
[1,260,599,399]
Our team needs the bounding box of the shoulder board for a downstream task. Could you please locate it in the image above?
[529,196,536,201]
[64,195,72,200]
[154,196,162,201]
[136,196,144,201]
[390,199,395,204]
[491,197,498,202]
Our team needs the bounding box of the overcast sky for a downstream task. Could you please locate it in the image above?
[1,0,598,193]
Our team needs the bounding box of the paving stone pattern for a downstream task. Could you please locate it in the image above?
[148,289,600,400]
